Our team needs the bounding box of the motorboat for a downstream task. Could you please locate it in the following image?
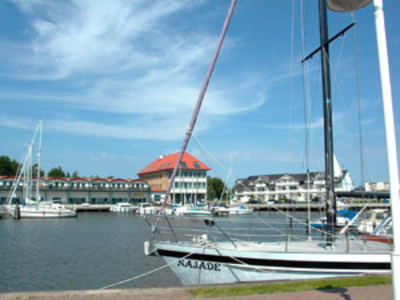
[310,209,358,230]
[227,204,253,215]
[357,209,390,234]
[210,204,230,217]
[363,215,393,244]
[173,205,212,217]
[110,202,138,213]
[138,203,160,216]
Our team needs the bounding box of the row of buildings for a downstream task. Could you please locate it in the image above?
[1,151,377,205]
[234,171,353,202]
[0,152,210,205]
[0,177,151,205]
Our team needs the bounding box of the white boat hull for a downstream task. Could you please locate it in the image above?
[6,205,77,219]
[110,203,138,213]
[147,241,391,285]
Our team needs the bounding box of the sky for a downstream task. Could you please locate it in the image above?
[0,0,399,188]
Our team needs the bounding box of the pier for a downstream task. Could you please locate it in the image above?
[65,202,392,214]
[246,203,391,212]
[72,204,112,212]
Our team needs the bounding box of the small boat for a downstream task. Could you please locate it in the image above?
[357,209,389,234]
[227,205,253,215]
[174,205,212,217]
[310,209,357,230]
[138,203,160,216]
[363,215,393,244]
[210,204,230,217]
[0,206,7,219]
[110,202,138,213]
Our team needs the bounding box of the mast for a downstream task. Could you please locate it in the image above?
[318,0,336,244]
[372,1,400,298]
[36,120,43,202]
[159,0,237,213]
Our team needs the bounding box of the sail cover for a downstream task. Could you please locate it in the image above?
[328,0,372,12]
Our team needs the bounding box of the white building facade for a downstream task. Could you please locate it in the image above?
[138,152,210,205]
[0,176,151,205]
[234,170,354,202]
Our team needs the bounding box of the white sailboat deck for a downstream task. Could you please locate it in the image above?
[147,214,392,255]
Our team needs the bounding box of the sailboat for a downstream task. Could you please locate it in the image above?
[144,0,397,286]
[6,121,77,219]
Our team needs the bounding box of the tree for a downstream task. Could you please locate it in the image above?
[32,163,45,177]
[48,166,66,177]
[0,155,20,176]
[207,176,227,202]
[72,171,79,178]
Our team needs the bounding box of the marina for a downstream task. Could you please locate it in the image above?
[0,209,392,292]
[0,0,398,297]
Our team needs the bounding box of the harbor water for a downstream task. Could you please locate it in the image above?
[0,211,324,293]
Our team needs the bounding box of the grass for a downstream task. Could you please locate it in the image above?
[188,275,392,298]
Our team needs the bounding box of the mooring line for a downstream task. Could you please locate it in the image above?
[98,246,204,290]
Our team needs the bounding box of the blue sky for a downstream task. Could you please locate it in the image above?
[0,0,399,188]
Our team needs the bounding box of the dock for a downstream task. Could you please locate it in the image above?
[70,204,112,212]
[247,203,391,212]
[66,203,391,213]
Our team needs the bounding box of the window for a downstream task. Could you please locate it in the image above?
[180,162,187,168]
[193,162,200,169]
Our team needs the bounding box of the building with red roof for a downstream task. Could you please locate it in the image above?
[138,152,211,204]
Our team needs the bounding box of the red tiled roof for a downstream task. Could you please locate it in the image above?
[138,152,211,175]
[0,176,145,183]
[151,188,166,193]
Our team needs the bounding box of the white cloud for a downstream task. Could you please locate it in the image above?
[0,115,33,130]
[0,114,212,141]
[6,0,201,78]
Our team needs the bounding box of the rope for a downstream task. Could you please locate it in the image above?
[98,246,204,290]
[351,12,367,187]
[287,0,297,175]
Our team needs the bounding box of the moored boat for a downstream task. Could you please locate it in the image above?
[144,0,398,287]
[110,202,138,213]
[174,205,212,217]
[6,120,77,219]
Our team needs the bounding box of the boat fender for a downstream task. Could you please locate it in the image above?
[202,234,209,244]
[144,241,155,256]
[204,219,214,227]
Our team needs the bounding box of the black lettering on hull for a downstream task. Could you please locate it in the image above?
[177,259,221,271]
